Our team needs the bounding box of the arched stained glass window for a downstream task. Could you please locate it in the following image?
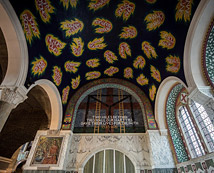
[190,100,214,151]
[74,88,145,133]
[83,149,135,173]
[178,106,205,158]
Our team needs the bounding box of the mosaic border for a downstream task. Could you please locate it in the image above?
[165,84,189,163]
[202,18,214,90]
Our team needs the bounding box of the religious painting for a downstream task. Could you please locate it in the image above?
[31,136,63,165]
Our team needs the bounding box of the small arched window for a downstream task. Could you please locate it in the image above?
[178,105,205,158]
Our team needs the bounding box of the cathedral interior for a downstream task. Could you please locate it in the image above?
[0,0,214,172]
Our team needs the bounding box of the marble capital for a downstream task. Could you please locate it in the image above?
[0,86,27,108]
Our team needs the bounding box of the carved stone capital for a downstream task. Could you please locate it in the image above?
[188,86,213,105]
[0,86,27,108]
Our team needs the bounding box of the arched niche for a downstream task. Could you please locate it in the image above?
[0,0,28,86]
[62,78,157,131]
[28,79,62,130]
[184,0,214,88]
[0,85,50,159]
[155,76,187,131]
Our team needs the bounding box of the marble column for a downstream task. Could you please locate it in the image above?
[0,86,27,132]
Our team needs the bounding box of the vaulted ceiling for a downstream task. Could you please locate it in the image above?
[9,0,201,112]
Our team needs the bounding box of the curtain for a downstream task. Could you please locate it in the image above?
[125,155,135,173]
[84,156,94,173]
[115,150,124,173]
[94,150,104,173]
[105,150,114,173]
[84,150,135,173]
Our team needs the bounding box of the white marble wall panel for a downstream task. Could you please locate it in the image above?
[147,130,175,169]
[66,133,152,171]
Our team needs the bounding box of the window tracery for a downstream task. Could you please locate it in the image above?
[178,105,205,158]
[190,100,214,151]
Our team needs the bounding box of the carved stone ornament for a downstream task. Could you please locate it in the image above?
[0,86,27,107]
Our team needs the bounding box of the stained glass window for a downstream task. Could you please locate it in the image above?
[74,88,145,133]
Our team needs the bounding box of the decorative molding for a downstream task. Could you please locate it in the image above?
[177,152,214,167]
[0,86,27,108]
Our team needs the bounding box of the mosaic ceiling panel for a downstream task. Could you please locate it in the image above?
[9,0,200,112]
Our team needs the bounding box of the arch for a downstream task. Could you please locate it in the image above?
[0,0,28,86]
[79,147,137,172]
[0,28,8,84]
[63,78,157,131]
[28,79,62,130]
[184,0,214,88]
[155,77,187,131]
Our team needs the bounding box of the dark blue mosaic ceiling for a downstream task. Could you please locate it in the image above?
[9,0,200,113]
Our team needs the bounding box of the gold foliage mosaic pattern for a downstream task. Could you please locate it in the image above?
[14,0,199,105]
